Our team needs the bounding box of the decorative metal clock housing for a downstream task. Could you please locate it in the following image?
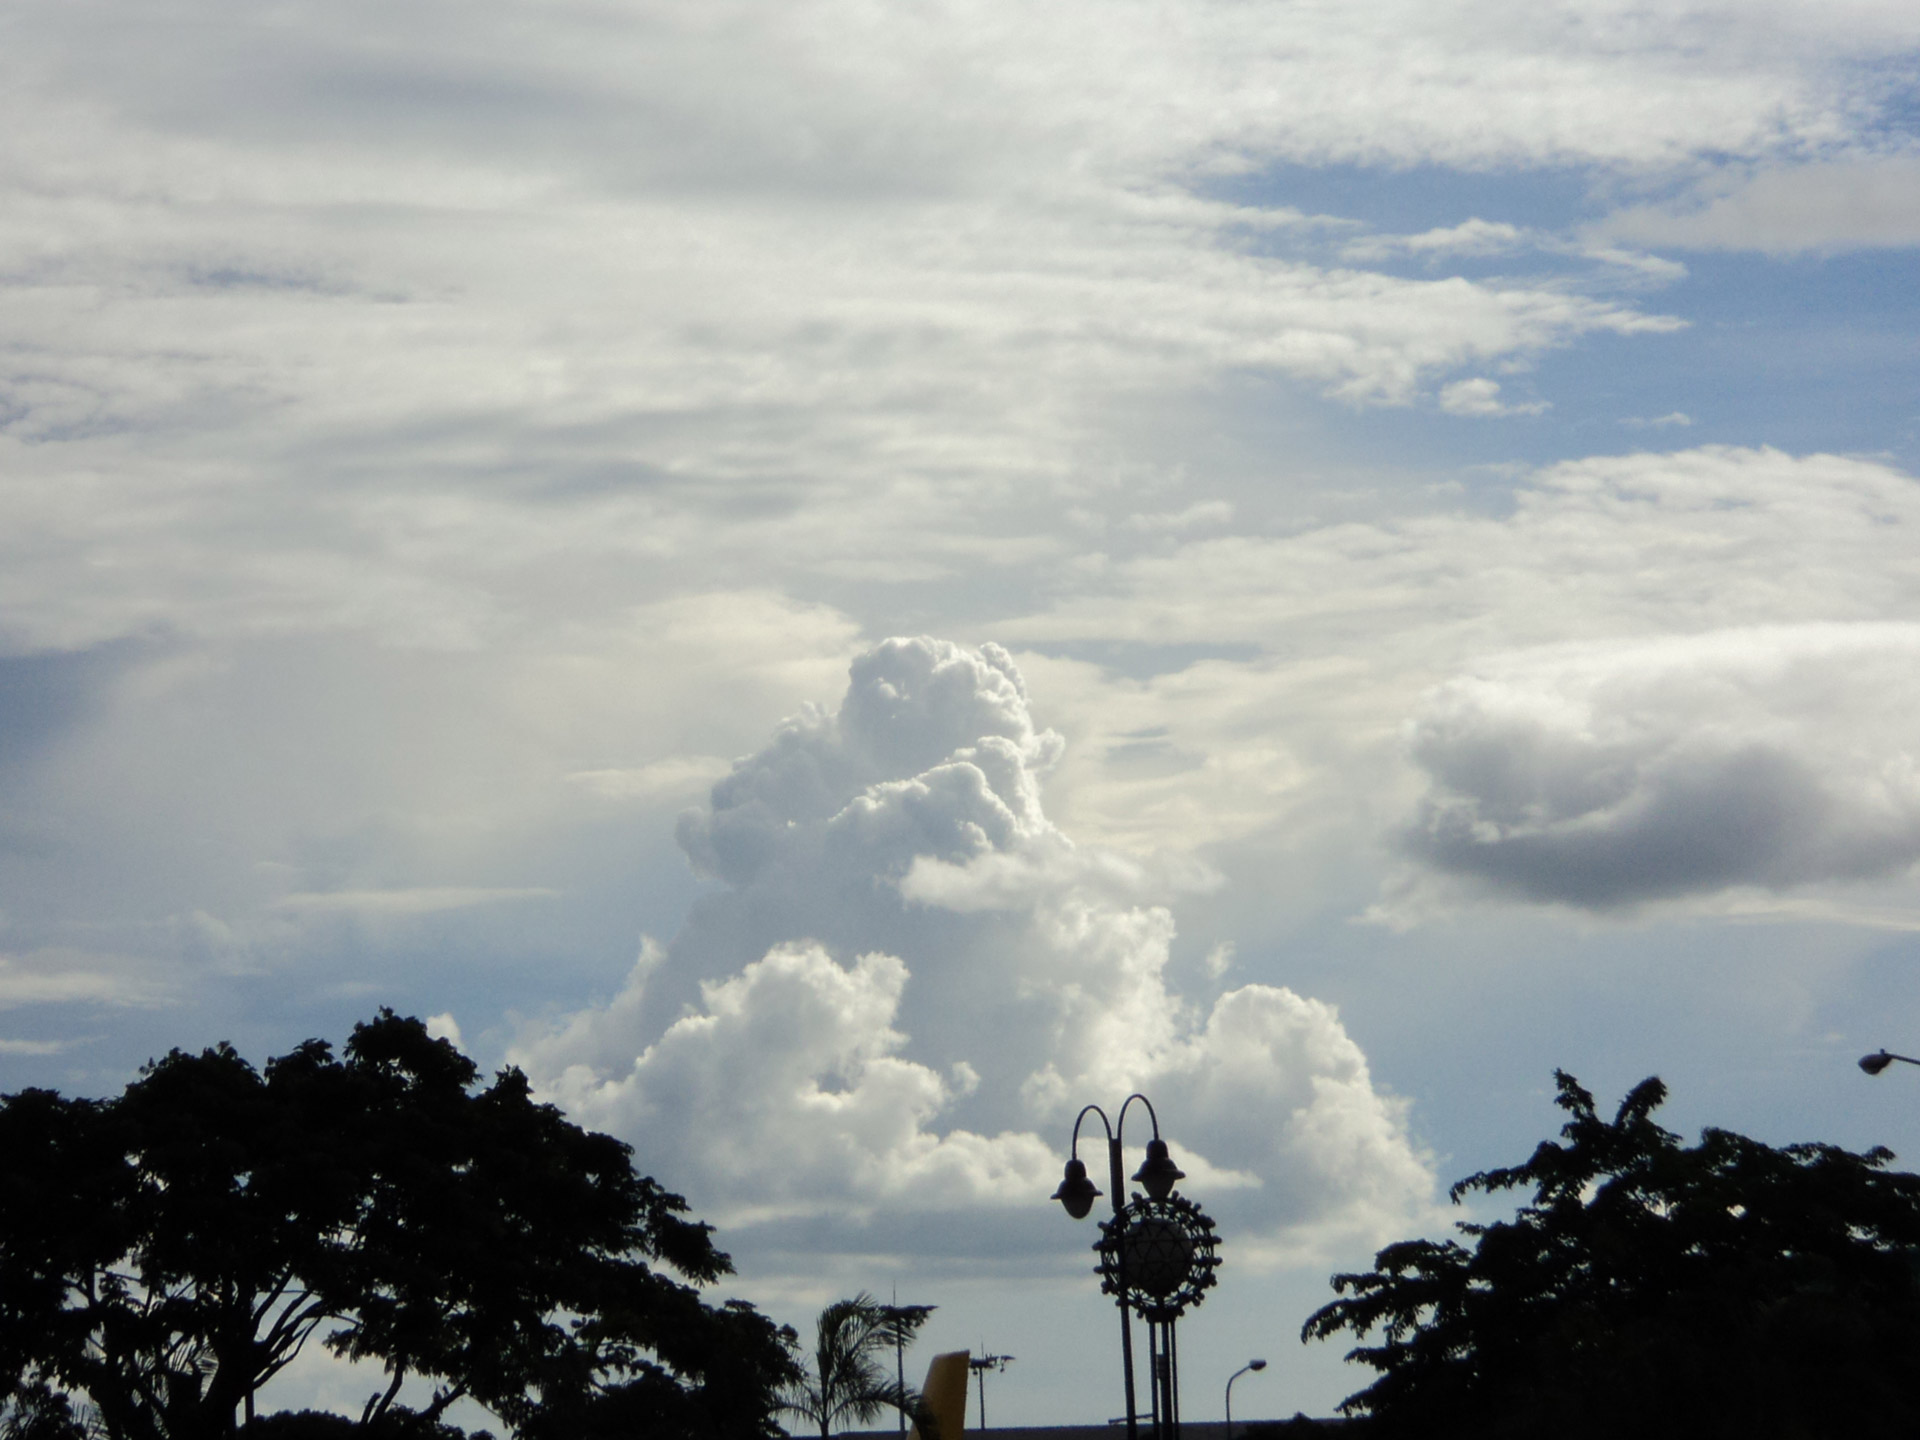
[1094,1192,1221,1323]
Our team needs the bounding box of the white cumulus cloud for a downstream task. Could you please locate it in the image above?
[1438,377,1551,417]
[513,637,1434,1265]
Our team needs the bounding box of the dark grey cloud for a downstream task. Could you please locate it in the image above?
[0,641,136,771]
[1397,625,1920,910]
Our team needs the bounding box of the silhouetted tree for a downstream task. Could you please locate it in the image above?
[0,1376,91,1440]
[780,1294,934,1440]
[1239,1417,1346,1440]
[1304,1070,1920,1440]
[238,1410,478,1440]
[0,1011,796,1440]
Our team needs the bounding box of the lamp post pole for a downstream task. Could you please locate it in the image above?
[1102,1121,1139,1440]
[1050,1093,1188,1440]
[1224,1360,1266,1440]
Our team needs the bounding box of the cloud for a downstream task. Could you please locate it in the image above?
[1123,501,1236,535]
[513,638,1435,1262]
[1388,624,1920,912]
[994,446,1920,905]
[526,940,1060,1226]
[0,236,1674,661]
[1,0,1915,1317]
[1343,219,1530,263]
[0,949,174,1010]
[1438,378,1550,417]
[566,756,735,802]
[424,1012,463,1048]
[1341,219,1689,286]
[0,1037,74,1055]
[16,0,1888,669]
[1004,447,1920,656]
[270,887,560,916]
[0,590,868,1076]
[1600,156,1920,254]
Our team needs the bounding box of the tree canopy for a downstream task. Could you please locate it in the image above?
[0,1011,796,1440]
[1303,1070,1920,1439]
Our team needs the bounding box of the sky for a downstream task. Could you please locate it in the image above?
[5,0,1920,1425]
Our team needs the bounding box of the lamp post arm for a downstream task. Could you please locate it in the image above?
[1861,1050,1920,1075]
[1115,1093,1163,1150]
[1072,1104,1115,1157]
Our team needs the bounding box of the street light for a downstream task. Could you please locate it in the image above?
[1052,1095,1217,1440]
[1224,1359,1267,1440]
[1860,1050,1920,1075]
[1051,1096,1160,1440]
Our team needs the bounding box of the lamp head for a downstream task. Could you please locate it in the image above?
[1051,1156,1101,1219]
[1861,1050,1896,1076]
[1132,1137,1186,1200]
[1249,1359,1268,1372]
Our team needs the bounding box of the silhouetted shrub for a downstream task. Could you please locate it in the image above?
[1241,1412,1361,1440]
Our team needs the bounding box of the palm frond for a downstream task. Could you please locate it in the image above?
[780,1292,934,1440]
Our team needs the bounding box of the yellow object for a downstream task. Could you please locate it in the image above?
[908,1350,970,1440]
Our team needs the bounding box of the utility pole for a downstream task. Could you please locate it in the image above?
[969,1352,1015,1430]
[895,1286,907,1439]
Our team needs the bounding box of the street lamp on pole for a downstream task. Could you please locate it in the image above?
[1224,1360,1266,1440]
[1860,1049,1920,1075]
[1051,1094,1218,1440]
[1050,1096,1166,1440]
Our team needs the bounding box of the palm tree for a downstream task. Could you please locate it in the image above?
[782,1293,934,1440]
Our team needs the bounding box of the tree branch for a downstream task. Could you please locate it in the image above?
[363,1363,407,1425]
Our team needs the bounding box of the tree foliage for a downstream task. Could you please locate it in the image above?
[0,1011,796,1440]
[779,1294,933,1440]
[1304,1071,1920,1439]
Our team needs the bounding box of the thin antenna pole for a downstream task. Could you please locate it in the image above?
[895,1285,906,1438]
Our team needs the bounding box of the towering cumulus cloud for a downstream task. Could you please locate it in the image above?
[515,638,1432,1264]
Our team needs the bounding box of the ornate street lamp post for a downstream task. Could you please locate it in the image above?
[1051,1094,1220,1440]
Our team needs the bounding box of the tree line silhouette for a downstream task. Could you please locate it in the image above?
[8,1017,1920,1438]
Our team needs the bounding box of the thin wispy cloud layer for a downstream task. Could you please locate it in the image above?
[1601,156,1920,254]
[0,950,172,1010]
[4,0,1913,662]
[1011,448,1920,654]
[515,639,1434,1261]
